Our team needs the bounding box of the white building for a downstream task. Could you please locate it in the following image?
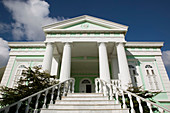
[1,15,170,111]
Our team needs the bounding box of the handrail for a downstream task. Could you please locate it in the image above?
[0,78,75,113]
[116,85,170,112]
[95,78,170,113]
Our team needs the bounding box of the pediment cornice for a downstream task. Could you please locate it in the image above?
[43,15,128,34]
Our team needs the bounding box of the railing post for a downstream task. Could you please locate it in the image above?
[95,79,99,93]
[50,87,55,104]
[57,84,61,100]
[34,93,40,113]
[15,102,22,113]
[68,80,71,93]
[109,84,113,100]
[103,82,107,96]
[99,80,102,93]
[147,102,153,113]
[72,79,75,93]
[25,97,32,113]
[114,87,119,104]
[4,107,9,113]
[63,82,66,96]
[137,97,143,113]
[121,90,127,108]
[128,93,135,113]
[43,90,49,108]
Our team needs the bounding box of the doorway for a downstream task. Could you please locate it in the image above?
[79,78,93,93]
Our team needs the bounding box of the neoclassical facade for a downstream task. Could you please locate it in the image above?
[1,15,170,108]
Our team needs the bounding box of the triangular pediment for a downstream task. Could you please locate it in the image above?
[61,21,112,30]
[43,15,128,33]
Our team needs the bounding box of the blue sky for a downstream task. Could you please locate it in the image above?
[0,0,170,78]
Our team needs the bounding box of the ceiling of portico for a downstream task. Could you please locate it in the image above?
[54,42,117,57]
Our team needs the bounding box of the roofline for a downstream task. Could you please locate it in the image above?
[43,29,127,33]
[42,15,129,30]
[125,42,164,48]
[8,42,45,47]
[8,41,164,48]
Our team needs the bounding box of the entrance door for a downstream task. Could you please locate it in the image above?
[79,79,92,93]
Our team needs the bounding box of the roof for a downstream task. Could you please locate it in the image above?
[42,15,129,34]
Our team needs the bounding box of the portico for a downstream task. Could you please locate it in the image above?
[42,41,131,91]
[41,15,132,91]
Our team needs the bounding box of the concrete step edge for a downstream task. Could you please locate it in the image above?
[41,108,129,110]
[67,93,103,96]
[62,96,108,98]
[67,93,103,94]
[49,104,120,106]
[55,100,116,102]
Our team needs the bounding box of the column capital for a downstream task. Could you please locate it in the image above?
[45,42,54,46]
[115,42,126,46]
[97,42,108,47]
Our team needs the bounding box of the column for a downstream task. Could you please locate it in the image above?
[111,57,119,79]
[50,56,60,77]
[116,42,131,89]
[42,42,54,73]
[99,42,111,83]
[59,43,71,82]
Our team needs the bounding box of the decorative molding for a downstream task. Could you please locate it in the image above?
[125,42,164,48]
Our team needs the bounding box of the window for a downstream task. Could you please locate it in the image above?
[145,64,159,90]
[13,64,26,87]
[146,70,149,75]
[151,70,155,75]
[82,80,91,84]
[129,65,137,87]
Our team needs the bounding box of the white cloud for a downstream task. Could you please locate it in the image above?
[162,50,170,76]
[3,0,59,41]
[0,38,9,68]
[162,50,170,66]
[0,23,11,33]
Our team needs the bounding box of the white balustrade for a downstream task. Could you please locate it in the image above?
[111,79,121,87]
[95,78,170,113]
[137,97,143,113]
[0,78,75,113]
[25,98,32,113]
[128,93,135,113]
[121,90,126,108]
[50,87,55,104]
[147,102,153,113]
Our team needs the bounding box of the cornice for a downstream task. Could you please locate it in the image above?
[43,15,128,32]
[44,29,127,33]
[8,42,45,47]
[125,42,164,48]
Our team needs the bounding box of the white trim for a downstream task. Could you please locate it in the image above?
[125,42,164,47]
[79,78,94,93]
[43,15,128,30]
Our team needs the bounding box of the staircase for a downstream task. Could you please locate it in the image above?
[0,78,169,113]
[40,93,129,113]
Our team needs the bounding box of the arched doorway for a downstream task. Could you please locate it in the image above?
[79,78,93,93]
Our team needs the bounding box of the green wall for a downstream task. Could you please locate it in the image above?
[73,76,96,93]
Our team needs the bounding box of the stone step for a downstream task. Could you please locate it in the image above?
[40,109,129,113]
[62,96,109,100]
[55,100,116,104]
[48,104,121,109]
[67,93,103,97]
